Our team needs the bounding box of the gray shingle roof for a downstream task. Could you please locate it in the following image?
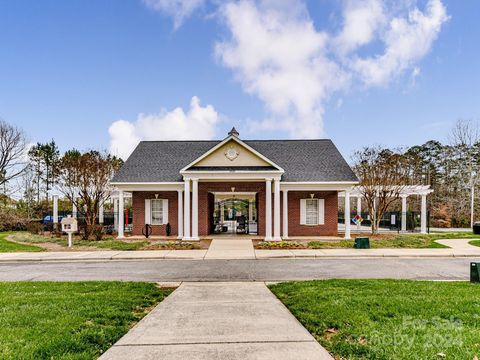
[111,139,358,183]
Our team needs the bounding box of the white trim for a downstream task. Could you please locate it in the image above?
[281,183,356,191]
[212,191,257,196]
[182,172,283,181]
[179,135,285,173]
[110,183,183,192]
[163,199,169,224]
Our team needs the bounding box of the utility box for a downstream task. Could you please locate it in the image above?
[471,263,480,283]
[473,222,480,235]
[354,237,370,249]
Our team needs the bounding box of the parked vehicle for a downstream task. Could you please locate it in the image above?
[42,215,64,225]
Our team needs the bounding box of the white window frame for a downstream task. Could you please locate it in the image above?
[145,198,168,225]
[300,198,325,226]
[150,199,163,225]
[305,199,319,225]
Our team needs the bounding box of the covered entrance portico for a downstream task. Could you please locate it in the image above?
[212,192,257,235]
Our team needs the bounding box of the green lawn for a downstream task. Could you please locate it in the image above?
[270,280,480,359]
[4,232,200,251]
[308,232,479,249]
[470,240,480,247]
[0,281,173,359]
[0,232,44,252]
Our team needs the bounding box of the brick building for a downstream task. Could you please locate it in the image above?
[110,128,359,240]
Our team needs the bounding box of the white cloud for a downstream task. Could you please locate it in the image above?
[109,96,219,159]
[350,0,449,86]
[143,0,205,29]
[141,0,448,139]
[215,0,349,138]
[334,0,386,55]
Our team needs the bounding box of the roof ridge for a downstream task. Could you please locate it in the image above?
[139,139,333,143]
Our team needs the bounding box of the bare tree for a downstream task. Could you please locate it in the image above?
[57,149,122,240]
[0,119,27,189]
[352,146,412,234]
[449,119,480,227]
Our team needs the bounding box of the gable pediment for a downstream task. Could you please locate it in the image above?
[181,136,283,172]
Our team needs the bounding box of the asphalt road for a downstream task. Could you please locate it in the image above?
[0,258,478,282]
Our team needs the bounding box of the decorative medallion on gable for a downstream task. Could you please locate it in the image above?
[224,146,239,161]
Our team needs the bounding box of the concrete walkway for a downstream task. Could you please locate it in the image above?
[204,239,255,259]
[1,239,480,262]
[100,282,332,360]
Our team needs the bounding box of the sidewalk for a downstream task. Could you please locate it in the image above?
[1,239,480,262]
[100,282,333,360]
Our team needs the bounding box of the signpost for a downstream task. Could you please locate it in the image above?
[352,214,364,230]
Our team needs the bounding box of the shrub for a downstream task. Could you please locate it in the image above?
[26,221,43,234]
[0,209,28,232]
[92,224,104,241]
[255,241,305,249]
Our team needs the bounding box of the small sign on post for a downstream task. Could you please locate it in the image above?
[352,214,364,230]
[61,215,78,248]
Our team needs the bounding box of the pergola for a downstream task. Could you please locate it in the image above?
[338,185,434,236]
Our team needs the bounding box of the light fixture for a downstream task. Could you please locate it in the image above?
[231,187,235,193]
[155,194,159,199]
[310,193,315,199]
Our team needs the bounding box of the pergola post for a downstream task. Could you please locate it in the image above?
[344,190,351,239]
[420,194,427,234]
[53,195,59,230]
[99,201,104,224]
[401,195,407,232]
[72,200,77,218]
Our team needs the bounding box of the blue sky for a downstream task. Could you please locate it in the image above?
[0,0,478,160]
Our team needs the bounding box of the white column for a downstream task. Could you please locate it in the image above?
[265,178,272,241]
[113,197,118,231]
[177,190,183,239]
[344,190,351,239]
[273,179,281,241]
[99,201,104,224]
[117,191,124,239]
[53,195,59,227]
[183,179,191,240]
[420,194,427,234]
[191,178,199,241]
[282,190,288,239]
[401,195,407,232]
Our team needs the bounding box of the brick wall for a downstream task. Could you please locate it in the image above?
[132,191,178,236]
[287,191,338,236]
[131,187,338,238]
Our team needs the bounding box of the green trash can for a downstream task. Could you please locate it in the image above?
[354,237,370,249]
[471,263,480,283]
